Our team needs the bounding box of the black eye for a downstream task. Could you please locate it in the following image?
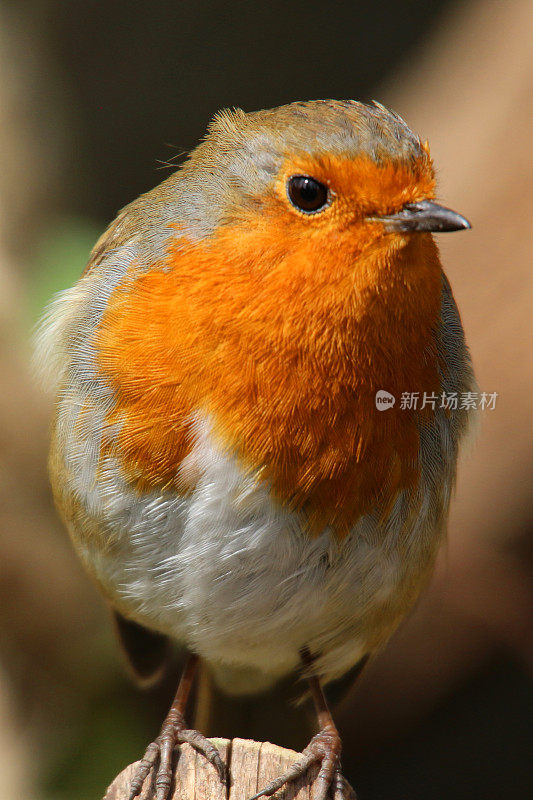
[287,175,329,214]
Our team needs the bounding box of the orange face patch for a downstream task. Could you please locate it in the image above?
[278,150,435,220]
[95,153,442,535]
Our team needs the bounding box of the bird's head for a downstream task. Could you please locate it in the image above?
[176,99,469,279]
[158,99,471,340]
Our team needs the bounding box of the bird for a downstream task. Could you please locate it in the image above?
[36,99,475,800]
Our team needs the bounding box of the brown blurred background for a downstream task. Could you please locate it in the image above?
[1,0,532,798]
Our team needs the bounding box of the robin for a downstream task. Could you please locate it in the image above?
[37,99,475,800]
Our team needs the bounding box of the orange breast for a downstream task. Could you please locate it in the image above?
[95,167,442,535]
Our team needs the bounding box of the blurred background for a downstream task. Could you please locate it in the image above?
[1,0,532,798]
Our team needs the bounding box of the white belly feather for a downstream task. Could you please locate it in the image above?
[56,405,447,694]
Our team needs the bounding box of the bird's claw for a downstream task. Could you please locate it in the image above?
[249,726,348,800]
[128,717,227,800]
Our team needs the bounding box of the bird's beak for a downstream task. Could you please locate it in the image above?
[378,199,471,233]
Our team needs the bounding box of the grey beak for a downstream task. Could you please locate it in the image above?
[379,199,471,233]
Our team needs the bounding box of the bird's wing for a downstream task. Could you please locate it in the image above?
[112,609,171,687]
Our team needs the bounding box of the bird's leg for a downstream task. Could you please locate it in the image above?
[250,648,349,800]
[129,654,227,800]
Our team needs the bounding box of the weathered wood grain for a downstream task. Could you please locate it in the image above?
[103,738,356,800]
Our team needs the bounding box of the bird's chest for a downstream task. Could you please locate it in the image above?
[94,237,442,537]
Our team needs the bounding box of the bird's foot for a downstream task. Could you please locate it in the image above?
[250,725,347,800]
[128,709,227,800]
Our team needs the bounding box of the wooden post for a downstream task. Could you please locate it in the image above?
[103,738,356,800]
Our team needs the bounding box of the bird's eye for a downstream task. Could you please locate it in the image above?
[287,175,329,214]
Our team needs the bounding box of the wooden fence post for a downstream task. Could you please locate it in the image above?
[103,738,356,800]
